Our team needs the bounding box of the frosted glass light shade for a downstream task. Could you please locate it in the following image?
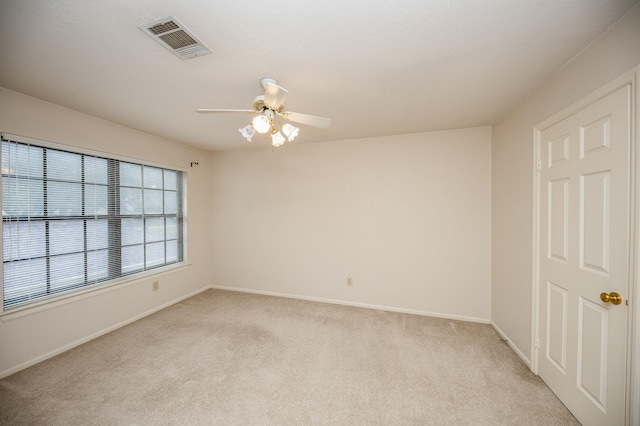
[282,123,300,141]
[239,125,256,142]
[271,131,286,147]
[252,114,271,134]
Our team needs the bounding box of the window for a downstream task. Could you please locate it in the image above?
[1,135,185,310]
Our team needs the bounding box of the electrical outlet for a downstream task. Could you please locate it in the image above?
[346,277,353,286]
[152,281,159,291]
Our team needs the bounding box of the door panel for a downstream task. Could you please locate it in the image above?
[580,171,610,275]
[538,84,630,426]
[546,282,568,372]
[549,178,569,262]
[577,297,608,410]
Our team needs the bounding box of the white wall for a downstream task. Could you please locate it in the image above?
[211,127,492,321]
[0,88,213,377]
[491,4,640,361]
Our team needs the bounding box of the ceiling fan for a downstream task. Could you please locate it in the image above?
[196,77,331,147]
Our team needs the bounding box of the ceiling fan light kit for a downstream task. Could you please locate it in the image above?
[282,123,299,141]
[197,77,331,147]
[252,109,275,134]
[238,125,256,142]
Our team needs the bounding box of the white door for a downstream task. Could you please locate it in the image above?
[538,84,631,425]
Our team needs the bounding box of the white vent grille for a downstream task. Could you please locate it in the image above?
[139,17,211,60]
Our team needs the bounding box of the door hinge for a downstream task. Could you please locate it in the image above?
[535,336,540,349]
[536,159,541,172]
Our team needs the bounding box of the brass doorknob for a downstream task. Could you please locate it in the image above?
[600,292,622,305]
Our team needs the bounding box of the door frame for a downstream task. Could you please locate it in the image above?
[531,66,639,425]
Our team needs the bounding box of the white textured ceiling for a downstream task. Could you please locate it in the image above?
[0,0,637,151]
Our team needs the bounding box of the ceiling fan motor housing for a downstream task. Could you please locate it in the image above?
[253,95,283,113]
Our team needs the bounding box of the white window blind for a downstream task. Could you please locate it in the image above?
[1,135,185,310]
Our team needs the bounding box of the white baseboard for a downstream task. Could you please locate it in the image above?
[0,286,210,380]
[491,321,531,368]
[1,285,495,380]
[208,285,491,324]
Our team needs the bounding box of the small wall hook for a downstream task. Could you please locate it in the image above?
[190,162,199,167]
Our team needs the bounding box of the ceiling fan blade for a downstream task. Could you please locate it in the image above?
[282,111,331,128]
[196,109,255,113]
[264,82,288,110]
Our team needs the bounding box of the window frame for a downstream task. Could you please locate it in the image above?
[0,133,188,315]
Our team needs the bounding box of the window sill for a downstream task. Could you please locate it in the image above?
[0,262,190,322]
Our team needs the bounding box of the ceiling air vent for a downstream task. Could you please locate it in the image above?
[139,17,211,60]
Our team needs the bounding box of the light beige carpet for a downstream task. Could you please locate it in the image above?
[0,289,578,425]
